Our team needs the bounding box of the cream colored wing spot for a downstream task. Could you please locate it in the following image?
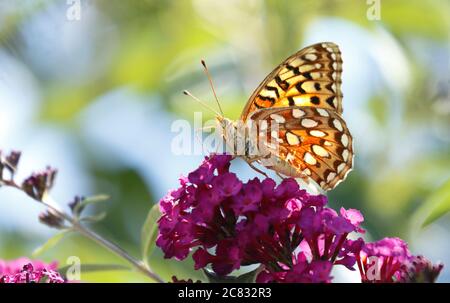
[299,81,320,93]
[292,108,306,118]
[299,64,316,73]
[312,145,330,158]
[342,149,349,162]
[309,130,326,138]
[341,133,349,147]
[303,152,317,165]
[337,162,346,174]
[316,108,330,117]
[332,119,343,131]
[286,132,300,146]
[304,53,317,61]
[301,118,318,128]
[326,172,336,182]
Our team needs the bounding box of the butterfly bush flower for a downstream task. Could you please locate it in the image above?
[355,237,443,283]
[0,257,58,275]
[157,154,365,282]
[21,166,57,201]
[0,258,64,283]
[397,255,443,283]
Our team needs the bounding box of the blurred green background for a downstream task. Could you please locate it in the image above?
[0,0,449,282]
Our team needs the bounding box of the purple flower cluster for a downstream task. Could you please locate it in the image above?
[157,155,443,283]
[356,237,443,283]
[0,258,64,283]
[398,255,444,283]
[157,155,366,282]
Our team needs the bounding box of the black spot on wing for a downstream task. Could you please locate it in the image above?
[295,82,306,94]
[326,96,335,108]
[303,72,312,80]
[258,95,276,104]
[265,85,280,98]
[286,64,300,75]
[288,97,295,106]
[310,96,320,105]
[275,75,289,90]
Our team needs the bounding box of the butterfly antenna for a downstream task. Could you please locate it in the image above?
[183,90,221,116]
[201,59,224,117]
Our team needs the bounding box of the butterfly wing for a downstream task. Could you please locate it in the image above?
[250,106,353,191]
[241,42,343,121]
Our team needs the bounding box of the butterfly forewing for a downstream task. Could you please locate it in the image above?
[241,42,343,121]
[250,106,353,191]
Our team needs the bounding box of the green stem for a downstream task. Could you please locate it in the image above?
[3,180,165,283]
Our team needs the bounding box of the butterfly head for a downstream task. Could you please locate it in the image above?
[215,116,237,145]
[216,115,234,132]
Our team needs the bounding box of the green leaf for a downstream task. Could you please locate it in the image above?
[32,230,70,257]
[79,212,107,223]
[203,267,261,283]
[141,203,161,267]
[420,179,450,227]
[73,194,110,216]
[79,194,110,208]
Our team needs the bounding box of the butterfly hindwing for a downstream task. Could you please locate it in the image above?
[241,42,343,121]
[250,106,353,191]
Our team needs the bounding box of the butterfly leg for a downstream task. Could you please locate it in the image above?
[194,125,217,155]
[247,160,269,178]
[276,172,286,180]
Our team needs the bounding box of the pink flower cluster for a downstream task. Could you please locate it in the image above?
[0,258,64,283]
[157,155,366,282]
[157,155,443,283]
[357,237,443,283]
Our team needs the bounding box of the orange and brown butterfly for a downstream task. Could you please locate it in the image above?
[186,42,353,191]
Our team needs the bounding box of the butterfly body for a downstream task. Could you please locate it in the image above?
[214,42,353,191]
[216,116,265,163]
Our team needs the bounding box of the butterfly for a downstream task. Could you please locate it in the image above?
[189,42,353,191]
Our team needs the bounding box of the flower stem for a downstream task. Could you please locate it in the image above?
[3,180,165,283]
[45,200,165,283]
[69,219,164,282]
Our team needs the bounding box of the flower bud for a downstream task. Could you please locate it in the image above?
[68,195,85,216]
[38,209,65,229]
[5,151,21,173]
[22,167,57,201]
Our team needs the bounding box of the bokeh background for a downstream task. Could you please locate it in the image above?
[0,0,449,282]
